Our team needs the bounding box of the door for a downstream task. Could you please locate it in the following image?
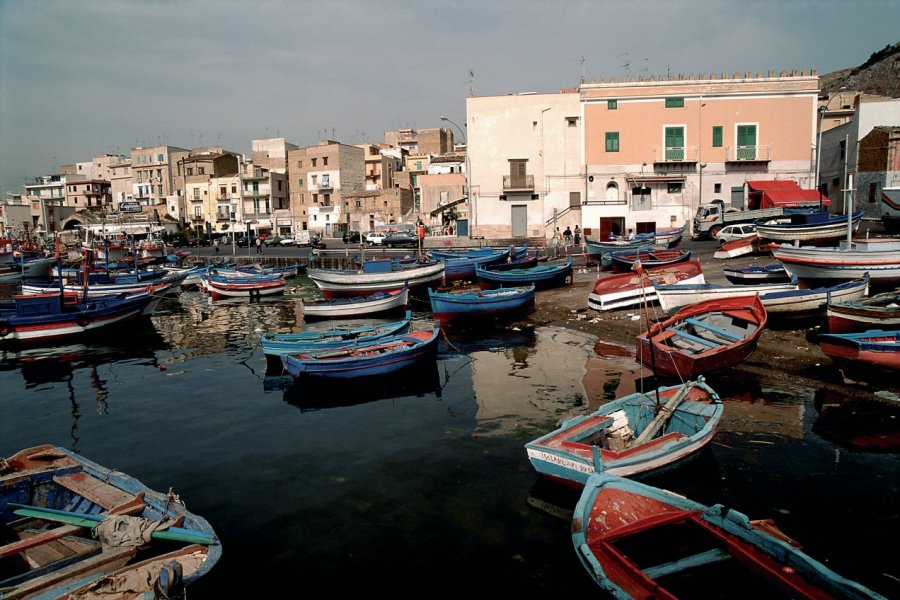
[511,205,527,238]
[665,127,685,161]
[737,125,757,160]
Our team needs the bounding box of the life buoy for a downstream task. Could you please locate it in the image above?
[0,321,11,337]
[76,316,90,328]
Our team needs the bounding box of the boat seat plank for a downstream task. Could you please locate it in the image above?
[52,473,134,510]
[665,327,720,348]
[642,547,731,579]
[0,546,136,599]
[684,318,742,341]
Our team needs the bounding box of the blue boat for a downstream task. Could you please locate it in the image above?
[261,311,412,358]
[434,245,529,282]
[428,283,536,323]
[0,444,221,598]
[476,257,573,290]
[280,325,440,379]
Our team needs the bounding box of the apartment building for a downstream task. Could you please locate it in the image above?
[355,143,396,191]
[341,187,414,233]
[287,140,364,238]
[252,137,299,236]
[131,145,189,209]
[65,179,112,211]
[419,153,467,233]
[240,161,287,237]
[179,150,240,236]
[467,70,821,240]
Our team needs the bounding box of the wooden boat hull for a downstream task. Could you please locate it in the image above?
[818,329,900,370]
[713,235,762,259]
[261,312,412,357]
[0,291,161,344]
[826,289,900,333]
[771,238,900,283]
[525,378,722,487]
[428,283,535,323]
[636,295,767,379]
[572,472,886,599]
[307,260,445,297]
[281,326,440,379]
[0,444,220,598]
[723,263,790,285]
[654,280,797,314]
[756,210,864,243]
[475,258,573,291]
[204,275,286,299]
[758,275,869,315]
[588,261,705,311]
[608,249,692,274]
[301,286,409,319]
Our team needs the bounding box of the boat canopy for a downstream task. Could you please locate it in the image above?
[746,180,830,209]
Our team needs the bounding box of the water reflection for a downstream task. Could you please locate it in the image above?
[813,389,900,452]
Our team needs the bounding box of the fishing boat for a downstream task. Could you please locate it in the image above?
[608,248,692,273]
[583,237,662,267]
[588,261,705,311]
[826,288,900,333]
[654,223,688,248]
[280,325,440,379]
[712,235,763,259]
[428,283,536,323]
[756,274,870,316]
[0,444,221,599]
[475,257,573,290]
[261,311,412,358]
[653,279,798,314]
[771,238,900,284]
[306,258,445,298]
[0,289,163,344]
[723,263,791,285]
[234,261,306,278]
[524,378,722,487]
[202,270,286,300]
[301,284,409,319]
[818,329,900,372]
[755,209,865,244]
[636,295,767,379]
[571,471,886,599]
[478,251,541,271]
[437,246,528,282]
[879,185,900,232]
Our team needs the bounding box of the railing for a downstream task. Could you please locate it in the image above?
[190,215,205,223]
[316,205,334,213]
[725,145,771,162]
[653,146,698,163]
[502,175,534,191]
[215,213,230,221]
[317,182,333,189]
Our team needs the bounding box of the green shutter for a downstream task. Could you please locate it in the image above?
[607,100,617,110]
[605,132,619,152]
[665,98,684,108]
[737,125,757,159]
[712,126,723,147]
[664,127,684,161]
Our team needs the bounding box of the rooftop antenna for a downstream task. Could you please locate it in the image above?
[618,52,631,78]
[578,56,586,83]
[639,57,649,77]
[466,69,475,97]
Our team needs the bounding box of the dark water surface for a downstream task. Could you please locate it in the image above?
[2,278,899,597]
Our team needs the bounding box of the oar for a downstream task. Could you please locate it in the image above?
[8,503,216,545]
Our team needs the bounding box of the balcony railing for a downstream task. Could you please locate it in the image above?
[725,145,772,162]
[316,204,334,213]
[502,175,534,191]
[216,213,230,221]
[190,215,205,223]
[317,182,333,190]
[652,146,699,163]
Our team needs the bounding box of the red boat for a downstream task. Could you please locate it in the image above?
[608,248,692,273]
[636,294,767,379]
[826,288,900,333]
[588,260,705,311]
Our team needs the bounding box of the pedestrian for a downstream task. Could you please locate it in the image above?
[214,239,220,255]
[563,226,572,245]
[573,225,581,246]
[550,227,561,258]
[626,228,635,240]
[255,236,263,254]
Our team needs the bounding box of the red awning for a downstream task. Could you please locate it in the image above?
[762,189,830,207]
[746,180,803,192]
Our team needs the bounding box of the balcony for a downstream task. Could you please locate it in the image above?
[190,215,205,223]
[216,213,231,222]
[652,146,699,164]
[502,175,534,192]
[316,204,335,213]
[725,145,772,163]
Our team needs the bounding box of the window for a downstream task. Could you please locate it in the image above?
[232,185,237,193]
[356,200,361,208]
[220,187,227,197]
[712,126,723,148]
[605,132,620,152]
[311,175,318,186]
[839,140,846,160]
[665,98,684,108]
[157,153,164,162]
[323,194,330,205]
[714,183,722,194]
[311,158,317,167]
[298,178,303,186]
[158,185,163,196]
[668,182,683,193]
[736,125,757,159]
[569,191,581,207]
[297,160,302,168]
[664,127,685,160]
[198,167,205,175]
[193,188,200,199]
[187,168,193,176]
[323,157,328,166]
[869,182,877,203]
[277,181,282,191]
[313,194,318,204]
[607,100,617,110]
[566,117,578,126]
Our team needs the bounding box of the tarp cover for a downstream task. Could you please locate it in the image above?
[746,180,830,208]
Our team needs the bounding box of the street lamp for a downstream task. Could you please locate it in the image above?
[441,116,473,237]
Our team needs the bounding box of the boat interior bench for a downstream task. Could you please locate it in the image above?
[683,318,742,341]
[665,328,721,350]
[53,472,135,512]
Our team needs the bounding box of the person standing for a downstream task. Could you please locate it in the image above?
[573,225,581,246]
[550,227,561,258]
[563,226,572,246]
[256,236,263,254]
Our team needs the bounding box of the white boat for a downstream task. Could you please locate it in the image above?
[755,210,864,244]
[771,237,900,283]
[758,274,870,315]
[654,279,799,314]
[880,185,900,232]
[306,259,445,298]
[587,261,705,311]
[301,285,409,319]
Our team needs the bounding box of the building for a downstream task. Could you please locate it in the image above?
[287,140,365,238]
[419,153,467,233]
[467,69,821,240]
[130,145,190,210]
[179,149,240,237]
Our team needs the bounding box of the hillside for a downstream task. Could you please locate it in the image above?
[819,41,900,98]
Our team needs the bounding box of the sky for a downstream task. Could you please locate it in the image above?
[1,0,898,197]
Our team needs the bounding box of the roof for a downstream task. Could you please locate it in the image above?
[746,180,804,192]
[763,189,831,207]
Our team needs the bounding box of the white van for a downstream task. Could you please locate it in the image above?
[294,230,312,247]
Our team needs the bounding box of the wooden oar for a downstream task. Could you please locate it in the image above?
[8,503,216,545]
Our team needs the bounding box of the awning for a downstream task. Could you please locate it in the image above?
[625,175,686,185]
[429,197,467,217]
[763,189,831,207]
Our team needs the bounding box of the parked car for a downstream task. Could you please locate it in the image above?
[364,231,386,246]
[278,235,296,246]
[716,224,758,246]
[383,230,420,248]
[342,230,361,244]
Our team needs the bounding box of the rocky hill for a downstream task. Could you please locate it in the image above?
[819,41,900,98]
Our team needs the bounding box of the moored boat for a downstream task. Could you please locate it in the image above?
[588,260,705,311]
[261,311,412,358]
[201,270,286,300]
[475,257,573,290]
[301,284,409,319]
[636,294,767,379]
[723,263,791,285]
[306,258,445,298]
[826,288,900,333]
[525,377,722,487]
[428,283,536,323]
[0,444,221,599]
[571,471,887,599]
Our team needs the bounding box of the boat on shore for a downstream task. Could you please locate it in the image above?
[608,248,692,273]
[636,294,767,379]
[653,279,798,314]
[301,285,409,319]
[755,209,864,244]
[306,258,445,297]
[571,471,887,599]
[723,263,791,285]
[826,288,900,333]
[771,237,900,284]
[525,378,722,487]
[475,257,573,290]
[587,260,705,311]
[818,329,900,373]
[0,444,221,599]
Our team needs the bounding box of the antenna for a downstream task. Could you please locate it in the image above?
[578,56,586,83]
[466,69,475,97]
[618,52,631,78]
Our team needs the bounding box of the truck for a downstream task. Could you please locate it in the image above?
[692,199,784,240]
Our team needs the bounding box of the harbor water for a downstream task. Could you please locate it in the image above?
[1,278,899,597]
